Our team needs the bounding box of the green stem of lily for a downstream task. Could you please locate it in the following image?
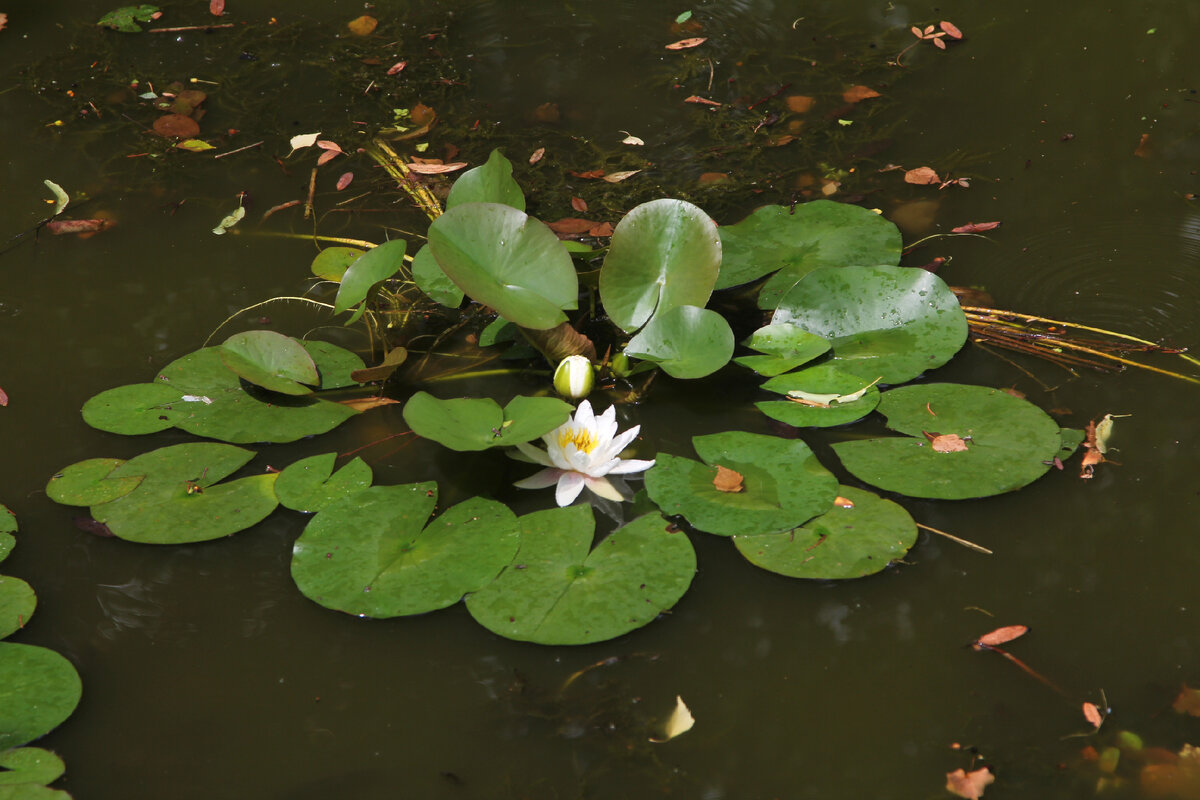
[424,368,549,383]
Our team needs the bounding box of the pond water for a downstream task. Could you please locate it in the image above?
[1,1,1198,798]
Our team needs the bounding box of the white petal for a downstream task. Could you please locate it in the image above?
[584,475,626,502]
[607,457,656,475]
[555,471,587,506]
[514,468,565,489]
[603,425,641,457]
[595,404,619,440]
[513,441,556,467]
[573,400,596,432]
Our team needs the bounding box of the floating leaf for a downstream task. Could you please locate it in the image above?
[347,14,377,35]
[842,85,881,103]
[733,323,830,377]
[650,696,695,742]
[80,382,189,435]
[274,453,372,513]
[940,20,964,38]
[733,486,916,579]
[1172,685,1200,716]
[599,199,720,333]
[407,161,468,174]
[927,431,969,452]
[0,576,35,640]
[335,172,354,191]
[153,114,200,138]
[333,239,408,316]
[975,624,1029,647]
[0,643,82,751]
[446,149,525,211]
[410,244,464,308]
[951,221,1001,234]
[211,205,244,235]
[1083,702,1105,729]
[403,392,573,452]
[946,767,994,799]
[45,458,142,506]
[350,347,408,383]
[757,364,881,428]
[465,507,696,645]
[665,37,707,49]
[43,180,68,216]
[219,331,320,395]
[292,484,519,617]
[428,202,578,330]
[310,246,364,282]
[602,169,642,183]
[904,166,940,185]
[832,384,1066,500]
[646,431,838,536]
[97,4,161,32]
[713,466,743,493]
[0,747,66,787]
[87,443,278,544]
[683,96,722,106]
[288,132,320,154]
[771,266,968,384]
[715,202,901,305]
[624,305,734,379]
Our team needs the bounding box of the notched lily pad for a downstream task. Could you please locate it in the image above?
[0,577,36,640]
[0,642,82,751]
[733,323,831,377]
[757,364,881,428]
[219,331,319,396]
[733,486,916,579]
[832,383,1066,499]
[275,453,372,512]
[623,305,735,379]
[291,484,519,617]
[45,459,142,506]
[0,747,67,787]
[403,392,573,451]
[645,431,838,536]
[466,507,697,645]
[80,382,188,435]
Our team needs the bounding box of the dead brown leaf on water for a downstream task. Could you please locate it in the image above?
[45,219,114,236]
[528,147,545,164]
[386,61,407,75]
[833,496,855,508]
[0,13,8,31]
[407,161,468,174]
[209,0,225,16]
[0,386,8,407]
[602,169,642,183]
[1134,133,1153,158]
[684,95,722,107]
[1082,702,1105,729]
[347,15,378,36]
[904,166,941,185]
[923,431,969,452]
[712,465,744,493]
[665,37,707,50]
[951,221,1002,234]
[153,114,200,138]
[336,396,401,412]
[546,218,597,235]
[570,196,588,212]
[946,767,994,799]
[588,222,614,237]
[698,172,730,185]
[785,95,816,113]
[335,172,354,191]
[842,85,881,103]
[569,169,606,179]
[974,624,1028,649]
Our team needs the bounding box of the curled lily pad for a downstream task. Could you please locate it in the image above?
[446,149,525,211]
[301,340,366,390]
[623,305,734,379]
[466,506,696,645]
[0,747,66,787]
[90,443,279,544]
[733,323,831,377]
[832,383,1066,499]
[771,265,968,384]
[403,392,573,452]
[334,239,408,317]
[645,431,838,536]
[0,576,36,640]
[275,453,372,512]
[219,331,319,396]
[733,486,917,579]
[291,484,519,618]
[599,199,721,333]
[757,364,881,428]
[45,458,141,507]
[0,643,82,751]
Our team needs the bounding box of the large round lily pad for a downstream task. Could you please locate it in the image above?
[645,431,838,536]
[771,265,968,384]
[274,453,372,512]
[219,331,319,395]
[427,202,578,330]
[733,486,917,579]
[80,382,188,435]
[403,392,573,451]
[0,747,66,787]
[0,643,82,751]
[599,199,721,333]
[714,201,902,304]
[466,506,696,645]
[623,305,734,379]
[89,443,279,544]
[291,484,519,618]
[832,383,1067,499]
[0,577,36,640]
[733,323,831,377]
[757,364,881,428]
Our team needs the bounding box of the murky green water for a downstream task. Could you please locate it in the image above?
[2,2,1198,798]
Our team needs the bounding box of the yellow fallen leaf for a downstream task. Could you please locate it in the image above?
[713,465,744,493]
[602,169,642,183]
[1094,412,1130,455]
[665,37,707,50]
[347,14,378,36]
[649,695,695,743]
[833,496,855,508]
[407,161,469,174]
[336,396,401,412]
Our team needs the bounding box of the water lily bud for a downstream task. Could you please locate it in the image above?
[553,355,595,399]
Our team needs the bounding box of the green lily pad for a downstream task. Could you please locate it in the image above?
[411,244,464,308]
[0,786,72,799]
[310,246,365,282]
[466,507,696,645]
[154,348,358,443]
[733,323,831,377]
[598,199,721,333]
[623,305,734,379]
[0,578,35,641]
[333,239,408,317]
[301,340,366,390]
[757,364,881,428]
[733,486,917,579]
[80,382,188,435]
[90,443,279,544]
[0,643,82,751]
[97,4,159,32]
[0,747,66,787]
[771,265,968,384]
[446,149,525,211]
[45,459,141,507]
[403,392,573,452]
[832,383,1066,499]
[428,202,578,330]
[646,431,838,536]
[291,484,519,618]
[275,453,372,513]
[1,506,16,566]
[712,201,902,306]
[218,331,319,396]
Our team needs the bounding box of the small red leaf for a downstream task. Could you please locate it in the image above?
[976,624,1029,647]
[386,61,408,76]
[335,172,354,191]
[933,37,947,49]
[945,767,994,799]
[684,95,722,107]
[951,221,1002,234]
[940,20,964,39]
[529,147,545,164]
[316,149,340,166]
[0,386,8,407]
[546,217,596,234]
[570,196,588,212]
[910,26,923,37]
[1082,702,1104,728]
[209,0,225,15]
[904,166,941,185]
[665,37,707,50]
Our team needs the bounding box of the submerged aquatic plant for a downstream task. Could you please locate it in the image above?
[512,400,655,507]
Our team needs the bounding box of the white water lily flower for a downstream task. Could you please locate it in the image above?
[513,400,655,507]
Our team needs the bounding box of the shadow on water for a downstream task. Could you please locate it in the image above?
[1,1,1199,798]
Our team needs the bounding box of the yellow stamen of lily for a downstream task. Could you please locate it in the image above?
[558,427,598,454]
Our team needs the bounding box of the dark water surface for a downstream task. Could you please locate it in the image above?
[1,2,1198,798]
